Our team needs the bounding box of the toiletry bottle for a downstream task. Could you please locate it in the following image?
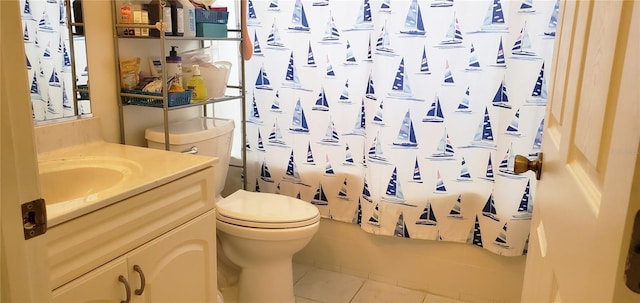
[148,0,172,37]
[178,0,196,37]
[170,0,184,36]
[120,0,133,36]
[166,46,182,85]
[187,65,208,102]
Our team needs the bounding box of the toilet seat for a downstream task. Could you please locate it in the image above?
[216,190,320,229]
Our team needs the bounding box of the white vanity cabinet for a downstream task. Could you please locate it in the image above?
[48,166,218,303]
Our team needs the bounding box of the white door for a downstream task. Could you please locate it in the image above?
[521,1,640,302]
[1,0,52,301]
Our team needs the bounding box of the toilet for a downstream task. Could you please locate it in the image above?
[146,117,320,303]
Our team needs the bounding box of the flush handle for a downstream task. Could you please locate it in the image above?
[182,146,199,154]
[625,210,640,294]
[513,153,543,180]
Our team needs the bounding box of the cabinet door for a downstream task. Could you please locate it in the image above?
[129,210,217,303]
[52,257,130,303]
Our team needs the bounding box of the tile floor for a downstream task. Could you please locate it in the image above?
[220,263,469,303]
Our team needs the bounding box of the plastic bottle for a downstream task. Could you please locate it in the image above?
[178,0,196,37]
[187,65,208,102]
[166,46,183,85]
[120,0,134,36]
[170,0,184,36]
[148,0,172,37]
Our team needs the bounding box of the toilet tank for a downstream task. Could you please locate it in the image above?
[145,117,235,198]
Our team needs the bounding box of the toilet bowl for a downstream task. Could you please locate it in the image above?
[146,117,320,303]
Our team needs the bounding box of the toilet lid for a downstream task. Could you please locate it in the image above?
[216,190,320,228]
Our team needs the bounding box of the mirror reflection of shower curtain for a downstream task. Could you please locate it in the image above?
[244,0,557,256]
[20,0,87,121]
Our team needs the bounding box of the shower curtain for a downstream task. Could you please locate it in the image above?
[244,0,557,256]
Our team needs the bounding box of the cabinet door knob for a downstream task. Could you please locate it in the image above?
[133,265,146,295]
[118,275,131,303]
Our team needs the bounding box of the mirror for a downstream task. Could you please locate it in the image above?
[20,0,91,122]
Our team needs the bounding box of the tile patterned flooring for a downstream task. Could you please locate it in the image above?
[220,263,469,303]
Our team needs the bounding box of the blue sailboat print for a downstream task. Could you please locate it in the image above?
[354,198,362,225]
[465,44,482,71]
[257,130,266,151]
[428,128,455,160]
[283,150,308,186]
[442,59,455,86]
[30,74,42,100]
[498,143,527,179]
[255,64,273,90]
[305,41,317,67]
[482,194,500,221]
[59,0,66,24]
[489,37,507,68]
[368,132,389,164]
[492,79,511,109]
[400,0,426,36]
[416,202,437,225]
[344,99,366,136]
[23,25,31,43]
[344,41,357,65]
[543,0,559,38]
[289,99,310,133]
[311,182,329,205]
[247,0,261,26]
[38,10,55,32]
[470,215,484,247]
[474,0,508,33]
[438,13,463,47]
[48,67,60,87]
[379,0,391,12]
[529,118,544,156]
[260,160,275,183]
[393,110,418,148]
[283,52,310,91]
[313,87,330,111]
[448,195,464,219]
[62,80,72,110]
[422,94,444,123]
[266,20,286,48]
[518,0,535,14]
[26,55,32,70]
[313,0,329,6]
[505,109,522,137]
[268,119,288,146]
[325,55,336,78]
[318,118,340,145]
[368,203,381,226]
[346,0,374,31]
[394,213,411,238]
[365,73,377,100]
[372,100,385,125]
[456,87,472,113]
[246,138,251,151]
[22,0,35,20]
[288,0,310,32]
[270,90,282,112]
[526,62,548,106]
[62,42,72,72]
[47,98,59,115]
[382,167,414,206]
[324,154,336,176]
[431,0,453,7]
[457,157,472,181]
[511,22,539,59]
[479,152,495,182]
[464,107,496,149]
[304,141,316,165]
[362,176,373,202]
[375,20,397,56]
[416,46,431,74]
[253,31,264,56]
[268,0,280,11]
[433,170,448,194]
[343,144,355,166]
[494,222,510,248]
[364,36,373,62]
[43,42,52,58]
[409,157,423,183]
[248,94,263,125]
[320,13,341,43]
[388,58,422,101]
[338,80,350,103]
[513,180,533,220]
[337,178,350,200]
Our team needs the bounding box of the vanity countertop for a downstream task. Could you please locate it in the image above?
[38,141,217,227]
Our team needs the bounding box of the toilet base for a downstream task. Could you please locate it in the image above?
[237,258,295,303]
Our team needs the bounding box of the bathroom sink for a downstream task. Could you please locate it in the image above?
[39,156,141,205]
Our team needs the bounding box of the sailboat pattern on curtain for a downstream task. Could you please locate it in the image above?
[22,0,86,121]
[245,0,556,256]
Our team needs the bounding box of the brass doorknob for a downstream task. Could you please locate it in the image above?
[514,153,543,180]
